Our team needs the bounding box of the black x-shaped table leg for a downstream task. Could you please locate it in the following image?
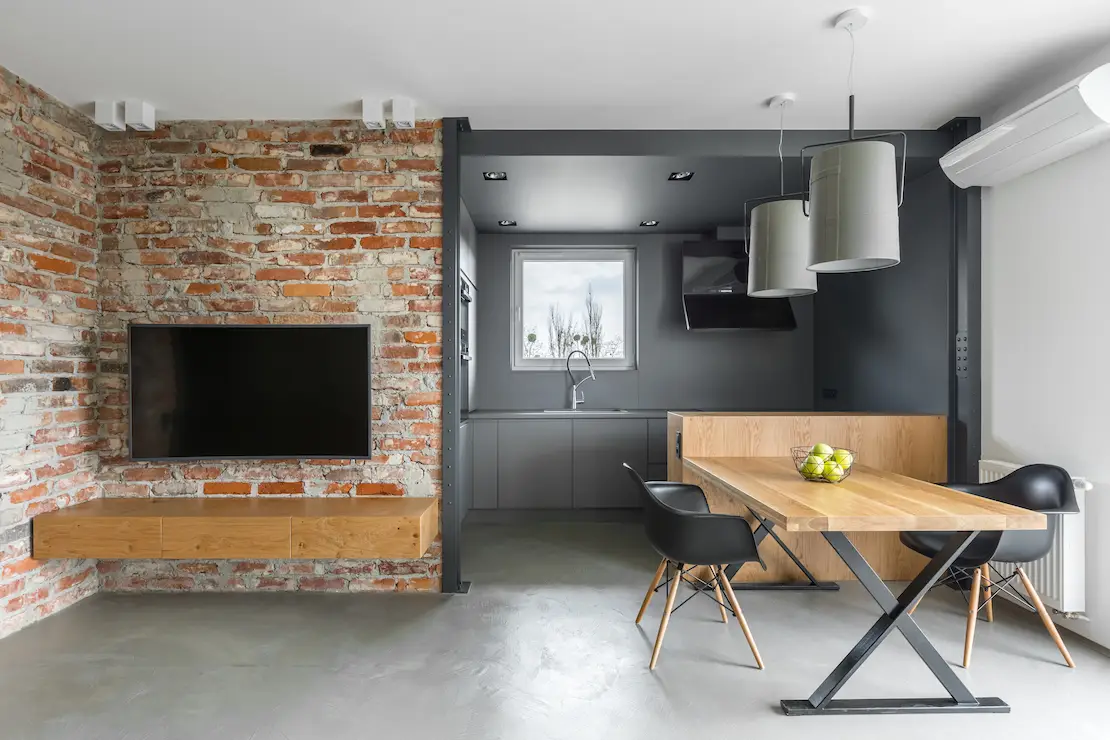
[781,530,1010,715]
[722,510,839,591]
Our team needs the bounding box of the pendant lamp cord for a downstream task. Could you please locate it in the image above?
[846,25,856,139]
[777,101,785,196]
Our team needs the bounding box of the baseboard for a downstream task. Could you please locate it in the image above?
[463,508,642,525]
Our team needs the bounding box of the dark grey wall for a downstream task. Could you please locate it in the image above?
[475,233,815,411]
[814,166,952,413]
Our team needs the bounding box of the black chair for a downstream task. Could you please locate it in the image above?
[900,464,1079,668]
[623,463,764,670]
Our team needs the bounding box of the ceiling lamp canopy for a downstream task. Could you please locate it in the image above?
[803,8,906,274]
[746,94,817,298]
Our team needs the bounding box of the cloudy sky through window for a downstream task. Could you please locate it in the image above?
[521,260,625,358]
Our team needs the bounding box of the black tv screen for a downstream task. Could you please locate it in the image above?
[129,325,372,460]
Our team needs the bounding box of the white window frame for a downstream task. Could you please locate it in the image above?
[510,247,637,372]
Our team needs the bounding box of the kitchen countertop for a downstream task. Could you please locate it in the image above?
[464,409,673,420]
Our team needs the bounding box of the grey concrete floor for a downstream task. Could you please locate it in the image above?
[1,522,1107,740]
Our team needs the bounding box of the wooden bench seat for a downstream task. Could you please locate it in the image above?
[32,497,439,560]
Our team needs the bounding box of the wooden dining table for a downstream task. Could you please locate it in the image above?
[683,456,1047,716]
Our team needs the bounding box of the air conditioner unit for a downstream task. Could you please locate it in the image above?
[941,62,1110,188]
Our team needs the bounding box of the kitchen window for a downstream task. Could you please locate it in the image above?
[511,247,637,371]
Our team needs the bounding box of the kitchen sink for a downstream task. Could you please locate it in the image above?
[541,409,629,414]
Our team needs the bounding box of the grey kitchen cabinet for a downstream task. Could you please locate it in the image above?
[496,420,573,509]
[471,420,499,509]
[572,419,648,508]
[647,418,668,464]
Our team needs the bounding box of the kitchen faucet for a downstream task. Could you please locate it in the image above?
[566,350,595,410]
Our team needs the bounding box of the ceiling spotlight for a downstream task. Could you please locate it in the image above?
[668,172,695,181]
[640,220,659,227]
[484,172,508,181]
[498,220,517,227]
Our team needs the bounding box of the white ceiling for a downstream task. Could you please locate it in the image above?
[2,0,1109,129]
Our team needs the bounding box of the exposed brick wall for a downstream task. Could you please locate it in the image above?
[0,67,100,638]
[94,119,443,593]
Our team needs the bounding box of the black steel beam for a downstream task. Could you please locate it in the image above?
[940,117,983,484]
[461,129,953,160]
[439,117,471,594]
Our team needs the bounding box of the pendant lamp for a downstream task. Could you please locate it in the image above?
[803,8,906,273]
[746,95,816,298]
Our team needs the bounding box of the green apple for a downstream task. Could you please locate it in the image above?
[832,449,854,468]
[799,454,825,479]
[810,442,834,460]
[822,460,846,483]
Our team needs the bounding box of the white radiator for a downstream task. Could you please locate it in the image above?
[980,459,1091,616]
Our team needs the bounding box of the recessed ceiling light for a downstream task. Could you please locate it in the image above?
[668,171,695,181]
[640,220,659,227]
[483,172,508,181]
[498,220,517,227]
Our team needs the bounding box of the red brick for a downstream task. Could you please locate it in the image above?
[338,158,385,171]
[410,237,442,250]
[392,284,428,296]
[255,268,305,281]
[0,192,54,218]
[371,189,418,203]
[360,236,405,250]
[28,253,77,275]
[8,483,48,504]
[310,206,357,219]
[183,466,222,480]
[404,331,439,344]
[267,190,316,204]
[258,482,304,495]
[185,282,221,295]
[355,483,405,496]
[181,156,229,170]
[204,482,252,495]
[357,204,405,218]
[52,210,97,233]
[391,159,438,171]
[380,221,430,234]
[307,299,357,313]
[205,298,256,312]
[320,190,367,203]
[235,157,282,171]
[381,345,420,359]
[283,283,331,297]
[0,358,25,374]
[405,392,441,406]
[123,468,171,481]
[103,205,150,219]
[313,237,352,251]
[329,222,378,235]
[31,150,75,178]
[254,173,302,187]
[0,321,27,335]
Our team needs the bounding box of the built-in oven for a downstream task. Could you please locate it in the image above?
[460,277,474,411]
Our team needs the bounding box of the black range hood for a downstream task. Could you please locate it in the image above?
[681,241,796,331]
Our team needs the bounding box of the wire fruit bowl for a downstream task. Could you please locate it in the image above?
[791,445,856,484]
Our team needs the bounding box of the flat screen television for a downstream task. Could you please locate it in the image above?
[129,324,372,460]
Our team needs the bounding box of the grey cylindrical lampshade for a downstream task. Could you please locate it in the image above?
[808,140,900,273]
[747,199,816,297]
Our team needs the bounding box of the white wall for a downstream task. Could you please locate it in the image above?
[982,46,1110,647]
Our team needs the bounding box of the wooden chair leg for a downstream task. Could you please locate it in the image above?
[981,564,994,622]
[649,561,682,670]
[963,566,982,668]
[711,566,729,624]
[1017,567,1076,668]
[719,570,764,669]
[636,558,668,625]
